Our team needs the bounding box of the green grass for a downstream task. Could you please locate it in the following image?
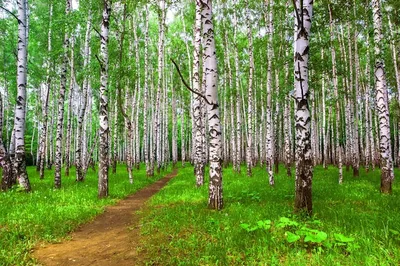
[139,165,400,265]
[0,164,170,266]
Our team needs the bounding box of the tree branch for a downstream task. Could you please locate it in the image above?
[92,27,102,38]
[170,58,211,105]
[0,6,24,26]
[95,54,103,69]
[291,0,302,29]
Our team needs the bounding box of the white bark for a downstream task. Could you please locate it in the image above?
[14,0,30,191]
[193,1,205,186]
[54,0,72,189]
[372,0,393,193]
[294,0,313,214]
[265,0,274,185]
[76,9,91,182]
[199,0,223,210]
[143,5,150,176]
[329,6,343,184]
[245,0,254,177]
[98,0,111,198]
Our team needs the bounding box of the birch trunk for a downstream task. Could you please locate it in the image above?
[65,36,75,177]
[154,0,166,174]
[143,5,150,176]
[14,0,31,192]
[372,0,393,193]
[134,29,141,170]
[98,0,111,198]
[172,74,178,167]
[0,93,13,190]
[329,5,343,184]
[353,28,360,177]
[387,16,400,167]
[233,6,241,173]
[112,97,118,174]
[199,0,223,210]
[38,3,52,179]
[294,0,313,215]
[193,1,205,186]
[54,0,72,189]
[76,9,91,182]
[265,0,274,185]
[245,0,254,177]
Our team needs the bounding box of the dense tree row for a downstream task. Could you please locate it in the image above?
[0,0,399,214]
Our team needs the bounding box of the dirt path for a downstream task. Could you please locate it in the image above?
[33,169,177,266]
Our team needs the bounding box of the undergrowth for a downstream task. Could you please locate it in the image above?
[0,164,169,265]
[139,165,400,265]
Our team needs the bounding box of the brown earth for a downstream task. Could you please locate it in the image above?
[32,169,177,266]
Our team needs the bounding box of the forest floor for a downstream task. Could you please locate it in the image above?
[32,168,177,266]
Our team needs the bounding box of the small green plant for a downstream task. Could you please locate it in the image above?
[240,220,271,232]
[277,217,299,228]
[333,233,360,253]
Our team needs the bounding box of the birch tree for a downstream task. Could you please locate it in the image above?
[76,8,92,182]
[193,1,205,186]
[293,0,313,214]
[372,0,394,193]
[265,0,274,185]
[0,93,13,190]
[329,5,343,184]
[245,0,254,177]
[13,0,31,192]
[54,0,72,189]
[37,2,52,180]
[199,0,223,210]
[98,0,111,198]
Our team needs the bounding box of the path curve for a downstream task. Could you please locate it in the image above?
[33,169,177,266]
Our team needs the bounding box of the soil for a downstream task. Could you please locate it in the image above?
[32,169,177,266]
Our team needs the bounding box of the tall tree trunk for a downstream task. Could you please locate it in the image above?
[0,93,13,190]
[233,5,241,173]
[245,0,254,177]
[76,8,92,182]
[353,24,360,177]
[372,0,393,193]
[14,0,31,192]
[293,0,313,215]
[387,16,400,168]
[154,0,166,175]
[329,5,343,184]
[65,36,75,177]
[265,0,274,185]
[112,97,118,174]
[199,0,223,210]
[171,75,177,167]
[54,0,72,189]
[193,1,205,186]
[37,2,53,179]
[143,4,150,176]
[98,0,111,198]
[134,21,141,170]
[321,49,327,169]
[181,98,186,166]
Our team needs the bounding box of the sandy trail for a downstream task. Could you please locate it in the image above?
[33,169,177,266]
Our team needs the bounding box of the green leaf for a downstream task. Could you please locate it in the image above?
[240,223,250,231]
[334,233,355,243]
[286,231,300,243]
[257,220,271,230]
[304,231,327,243]
[277,217,299,228]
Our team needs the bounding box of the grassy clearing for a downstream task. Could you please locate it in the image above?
[0,164,170,265]
[140,165,400,265]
